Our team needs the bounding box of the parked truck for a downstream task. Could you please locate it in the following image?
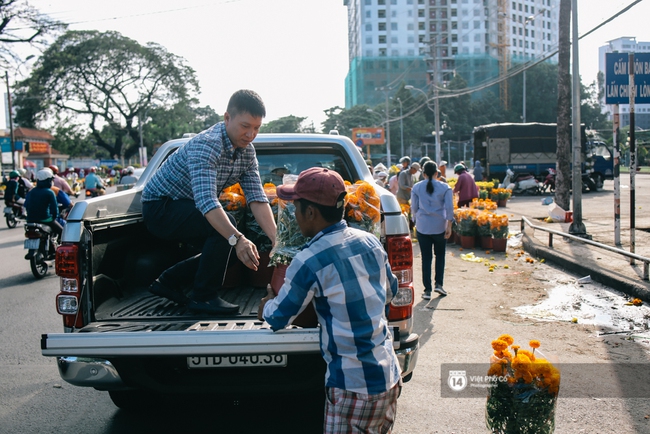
[472,123,614,190]
[40,133,420,410]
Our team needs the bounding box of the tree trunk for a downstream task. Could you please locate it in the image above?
[555,0,571,211]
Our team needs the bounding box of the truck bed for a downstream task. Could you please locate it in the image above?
[83,285,269,333]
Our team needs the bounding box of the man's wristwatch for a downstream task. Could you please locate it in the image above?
[228,233,241,247]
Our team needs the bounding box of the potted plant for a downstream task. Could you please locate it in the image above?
[486,335,560,434]
[454,208,479,248]
[477,212,494,249]
[490,213,509,252]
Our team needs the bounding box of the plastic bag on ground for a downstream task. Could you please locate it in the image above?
[547,202,566,222]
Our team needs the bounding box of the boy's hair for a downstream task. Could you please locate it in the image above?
[296,198,345,224]
[227,89,266,118]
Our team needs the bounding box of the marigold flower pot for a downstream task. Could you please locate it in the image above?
[492,237,507,252]
[497,199,508,208]
[271,264,318,328]
[480,236,493,249]
[460,235,476,249]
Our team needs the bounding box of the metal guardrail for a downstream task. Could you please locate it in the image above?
[519,216,650,281]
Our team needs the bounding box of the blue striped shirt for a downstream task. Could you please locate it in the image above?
[141,122,268,214]
[263,221,401,394]
[411,178,454,235]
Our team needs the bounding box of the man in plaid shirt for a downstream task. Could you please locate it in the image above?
[260,167,401,433]
[142,89,276,315]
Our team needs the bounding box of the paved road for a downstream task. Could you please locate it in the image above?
[1,182,649,433]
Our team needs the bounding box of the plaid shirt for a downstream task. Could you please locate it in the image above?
[141,122,268,214]
[263,221,401,395]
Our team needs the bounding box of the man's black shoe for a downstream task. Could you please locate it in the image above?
[188,296,239,315]
[149,280,189,306]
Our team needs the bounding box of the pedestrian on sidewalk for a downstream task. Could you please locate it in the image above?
[411,161,453,299]
[453,163,478,207]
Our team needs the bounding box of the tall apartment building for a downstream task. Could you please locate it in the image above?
[598,37,650,130]
[344,0,559,108]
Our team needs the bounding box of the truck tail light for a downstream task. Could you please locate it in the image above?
[386,235,414,321]
[55,244,84,328]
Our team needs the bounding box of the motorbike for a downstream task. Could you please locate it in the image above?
[24,222,58,279]
[4,202,26,228]
[85,187,104,198]
[501,169,543,195]
[541,168,556,194]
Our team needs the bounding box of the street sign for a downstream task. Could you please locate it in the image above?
[605,52,650,104]
[351,127,384,145]
[99,159,119,168]
[0,137,24,152]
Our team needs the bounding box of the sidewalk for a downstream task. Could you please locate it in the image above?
[502,184,650,302]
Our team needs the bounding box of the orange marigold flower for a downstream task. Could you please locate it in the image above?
[529,340,541,349]
[491,339,508,352]
[497,334,514,346]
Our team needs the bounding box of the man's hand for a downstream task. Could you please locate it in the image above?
[257,284,276,321]
[235,236,260,270]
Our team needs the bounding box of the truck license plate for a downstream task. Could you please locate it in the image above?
[187,355,288,369]
[24,239,40,250]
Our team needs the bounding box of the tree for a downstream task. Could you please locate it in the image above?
[555,0,572,212]
[14,30,200,159]
[507,62,560,123]
[260,115,309,133]
[0,0,66,69]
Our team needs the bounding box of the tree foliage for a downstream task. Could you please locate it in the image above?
[14,30,201,159]
[0,0,66,69]
[260,115,312,133]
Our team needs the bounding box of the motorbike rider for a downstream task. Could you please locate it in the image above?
[48,165,74,197]
[4,171,27,216]
[84,167,106,195]
[119,166,139,185]
[24,168,63,242]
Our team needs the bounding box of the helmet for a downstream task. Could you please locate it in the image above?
[454,164,466,174]
[419,156,431,166]
[49,165,59,174]
[126,166,135,174]
[89,167,96,173]
[399,156,411,164]
[9,170,20,179]
[36,168,54,181]
[18,168,27,176]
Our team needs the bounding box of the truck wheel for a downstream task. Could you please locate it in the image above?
[30,254,48,279]
[591,174,603,191]
[6,214,16,228]
[586,178,597,192]
[109,390,158,410]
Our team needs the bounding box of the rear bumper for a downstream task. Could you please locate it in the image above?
[55,332,420,391]
[57,356,126,390]
[396,333,419,380]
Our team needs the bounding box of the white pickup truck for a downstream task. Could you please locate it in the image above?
[41,133,420,409]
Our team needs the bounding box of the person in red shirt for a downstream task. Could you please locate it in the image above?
[453,164,478,207]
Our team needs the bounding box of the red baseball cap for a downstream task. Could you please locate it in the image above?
[276,167,347,208]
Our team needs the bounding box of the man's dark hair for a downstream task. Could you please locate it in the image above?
[296,197,345,223]
[227,89,266,118]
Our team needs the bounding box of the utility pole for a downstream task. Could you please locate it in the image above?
[5,71,16,170]
[397,97,404,159]
[568,0,587,237]
[431,36,441,165]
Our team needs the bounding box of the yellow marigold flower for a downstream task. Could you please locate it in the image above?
[498,334,514,346]
[491,339,508,352]
[529,340,541,349]
[518,349,536,361]
[512,353,531,370]
[487,363,504,377]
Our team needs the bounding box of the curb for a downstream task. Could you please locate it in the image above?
[521,232,650,303]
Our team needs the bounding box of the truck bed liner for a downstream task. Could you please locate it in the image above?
[85,286,269,333]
